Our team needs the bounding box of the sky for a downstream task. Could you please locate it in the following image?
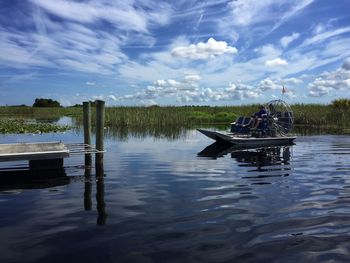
[0,0,350,106]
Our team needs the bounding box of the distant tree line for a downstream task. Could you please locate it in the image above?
[33,98,61,107]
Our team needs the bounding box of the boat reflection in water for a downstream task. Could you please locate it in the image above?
[198,142,293,177]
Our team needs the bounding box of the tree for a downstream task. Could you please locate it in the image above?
[33,98,61,107]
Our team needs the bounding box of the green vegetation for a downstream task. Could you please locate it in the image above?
[0,119,70,134]
[33,98,61,107]
[0,106,80,119]
[0,99,349,134]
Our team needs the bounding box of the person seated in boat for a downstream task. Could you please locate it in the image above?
[252,105,267,129]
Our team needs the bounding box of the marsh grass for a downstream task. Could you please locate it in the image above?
[0,106,80,119]
[0,102,349,134]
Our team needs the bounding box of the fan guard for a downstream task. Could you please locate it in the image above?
[266,100,294,136]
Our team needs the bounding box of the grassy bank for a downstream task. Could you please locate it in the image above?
[0,102,349,134]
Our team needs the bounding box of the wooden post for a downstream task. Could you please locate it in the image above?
[83,101,92,166]
[95,100,105,165]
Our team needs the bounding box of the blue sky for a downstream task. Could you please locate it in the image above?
[0,0,350,106]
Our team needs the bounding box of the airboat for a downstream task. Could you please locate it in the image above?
[197,99,296,146]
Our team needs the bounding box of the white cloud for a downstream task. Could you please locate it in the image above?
[86,81,96,86]
[283,77,303,85]
[280,32,300,48]
[342,58,350,70]
[301,27,350,47]
[171,38,237,60]
[259,77,301,98]
[107,94,117,101]
[229,0,313,32]
[29,0,172,33]
[271,0,314,32]
[312,23,326,35]
[0,13,128,74]
[229,0,274,26]
[308,58,350,97]
[177,82,260,103]
[111,74,262,104]
[308,85,333,97]
[256,44,281,57]
[259,78,279,90]
[118,73,202,102]
[265,58,288,67]
[184,74,201,82]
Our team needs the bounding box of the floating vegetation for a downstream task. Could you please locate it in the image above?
[0,119,71,134]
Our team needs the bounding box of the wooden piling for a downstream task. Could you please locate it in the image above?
[95,100,105,165]
[83,101,92,166]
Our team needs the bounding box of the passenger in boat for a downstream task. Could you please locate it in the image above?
[252,105,267,129]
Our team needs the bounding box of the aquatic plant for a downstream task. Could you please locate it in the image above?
[0,119,70,134]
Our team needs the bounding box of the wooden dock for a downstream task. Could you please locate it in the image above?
[0,99,105,171]
[0,142,70,169]
[0,142,69,161]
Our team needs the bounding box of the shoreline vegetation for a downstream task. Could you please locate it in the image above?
[0,99,349,134]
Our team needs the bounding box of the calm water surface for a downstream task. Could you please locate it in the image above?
[0,127,350,262]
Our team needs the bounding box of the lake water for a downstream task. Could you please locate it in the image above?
[0,126,350,262]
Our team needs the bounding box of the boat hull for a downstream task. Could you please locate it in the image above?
[197,129,296,146]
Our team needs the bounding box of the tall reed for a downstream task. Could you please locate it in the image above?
[1,103,349,129]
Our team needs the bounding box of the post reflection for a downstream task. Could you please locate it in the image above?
[96,163,107,226]
[83,158,107,225]
[84,165,92,211]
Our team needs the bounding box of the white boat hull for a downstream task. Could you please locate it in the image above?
[197,129,296,146]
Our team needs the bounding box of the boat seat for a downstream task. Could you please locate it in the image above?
[232,116,244,125]
[231,116,252,133]
[242,117,252,126]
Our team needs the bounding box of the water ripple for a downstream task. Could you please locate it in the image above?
[1,133,350,262]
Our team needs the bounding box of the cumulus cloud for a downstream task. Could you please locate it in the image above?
[283,77,303,85]
[177,83,260,103]
[171,38,237,60]
[117,73,202,102]
[342,58,350,70]
[114,74,261,104]
[265,57,288,67]
[259,78,279,90]
[86,81,96,86]
[107,94,117,101]
[258,77,300,99]
[280,32,300,48]
[308,86,332,97]
[308,58,350,96]
[184,74,201,82]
